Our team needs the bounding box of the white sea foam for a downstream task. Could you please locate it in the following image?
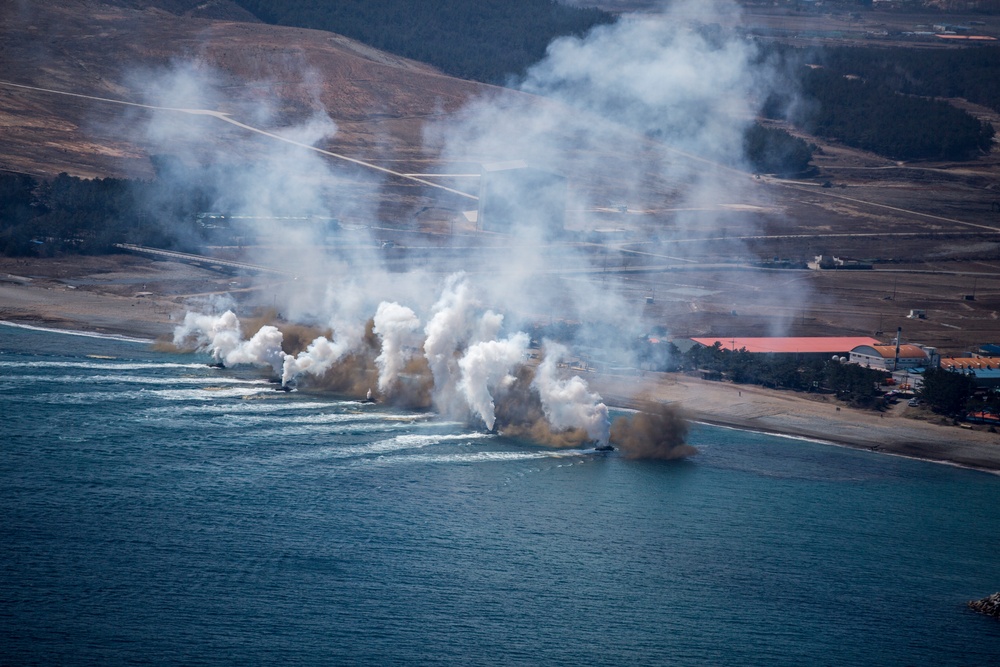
[270,432,485,464]
[0,361,207,370]
[43,387,274,403]
[365,448,590,467]
[139,400,364,416]
[12,374,272,386]
[0,320,153,343]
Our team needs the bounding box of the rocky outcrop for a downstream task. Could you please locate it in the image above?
[968,592,1000,619]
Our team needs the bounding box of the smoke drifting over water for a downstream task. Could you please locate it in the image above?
[611,403,695,460]
[151,0,791,457]
[173,274,612,446]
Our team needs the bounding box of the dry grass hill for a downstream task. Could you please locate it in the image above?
[0,0,492,179]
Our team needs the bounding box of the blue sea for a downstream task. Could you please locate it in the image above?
[2,323,998,665]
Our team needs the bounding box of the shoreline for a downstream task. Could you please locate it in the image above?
[691,419,1000,477]
[3,259,999,474]
[592,374,1000,474]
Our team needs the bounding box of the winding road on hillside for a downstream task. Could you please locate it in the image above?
[0,80,479,201]
[3,78,998,245]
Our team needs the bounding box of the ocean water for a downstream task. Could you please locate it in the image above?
[1,323,998,666]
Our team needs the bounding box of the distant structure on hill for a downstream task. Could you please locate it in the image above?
[477,161,566,236]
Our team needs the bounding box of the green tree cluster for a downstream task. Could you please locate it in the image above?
[798,67,995,160]
[641,340,887,407]
[0,172,208,257]
[918,367,979,416]
[760,44,996,161]
[231,0,613,83]
[821,46,1000,115]
[742,123,814,175]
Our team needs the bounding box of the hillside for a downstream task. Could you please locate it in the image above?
[0,0,494,179]
[230,0,613,83]
[2,1,1000,357]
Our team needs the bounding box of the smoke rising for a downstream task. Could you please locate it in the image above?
[372,301,422,395]
[173,310,243,364]
[610,402,695,460]
[533,341,610,445]
[172,274,621,447]
[147,0,799,454]
[457,332,530,431]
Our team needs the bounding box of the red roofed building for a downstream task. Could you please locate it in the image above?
[688,337,881,357]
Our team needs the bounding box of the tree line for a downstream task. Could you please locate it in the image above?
[742,123,815,175]
[640,340,889,407]
[761,43,997,161]
[0,171,208,257]
[820,45,1000,114]
[639,339,999,416]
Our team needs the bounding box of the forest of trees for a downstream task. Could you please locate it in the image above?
[797,67,995,160]
[231,0,613,83]
[639,340,890,408]
[762,44,997,160]
[820,45,1000,114]
[0,172,208,257]
[742,123,815,175]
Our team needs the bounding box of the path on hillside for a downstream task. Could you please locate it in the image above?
[0,80,478,200]
[5,79,999,234]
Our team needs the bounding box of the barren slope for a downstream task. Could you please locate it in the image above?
[0,0,491,178]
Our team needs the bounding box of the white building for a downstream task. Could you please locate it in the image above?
[849,344,931,371]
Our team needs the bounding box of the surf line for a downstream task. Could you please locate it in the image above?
[0,320,154,344]
[694,419,1000,477]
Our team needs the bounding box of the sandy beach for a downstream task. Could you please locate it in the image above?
[591,373,1000,473]
[3,255,998,473]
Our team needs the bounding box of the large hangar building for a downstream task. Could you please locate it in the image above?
[687,336,882,359]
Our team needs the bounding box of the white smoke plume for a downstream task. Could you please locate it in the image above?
[224,325,286,375]
[281,333,355,386]
[422,273,483,413]
[457,332,531,431]
[372,301,422,394]
[172,279,621,449]
[172,310,242,363]
[533,341,610,445]
[172,310,286,373]
[151,1,780,455]
[421,0,786,343]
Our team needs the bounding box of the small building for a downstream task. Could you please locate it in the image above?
[849,344,930,371]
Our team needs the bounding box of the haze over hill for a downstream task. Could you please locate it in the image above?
[2,0,1000,359]
[0,0,500,180]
